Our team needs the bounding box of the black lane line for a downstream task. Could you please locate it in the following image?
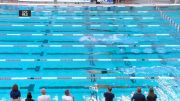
[27,68,36,70]
[37,39,49,43]
[0,29,37,32]
[43,67,105,70]
[1,52,178,56]
[0,52,29,55]
[47,53,90,55]
[0,66,40,71]
[0,68,23,70]
[0,52,45,56]
[47,52,112,55]
[1,33,180,37]
[0,40,65,43]
[0,21,49,23]
[40,86,89,89]
[50,40,79,43]
[27,66,41,72]
[0,52,44,56]
[0,67,40,71]
[31,52,44,56]
[0,40,34,42]
[36,40,79,43]
[39,85,168,89]
[46,52,180,55]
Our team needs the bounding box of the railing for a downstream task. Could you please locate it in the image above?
[154,3,180,32]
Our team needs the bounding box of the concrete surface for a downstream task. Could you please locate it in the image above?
[0,0,180,4]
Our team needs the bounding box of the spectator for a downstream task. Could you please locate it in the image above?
[62,89,74,101]
[113,0,116,4]
[131,87,146,101]
[10,84,21,101]
[116,0,120,4]
[25,92,34,101]
[147,88,157,101]
[104,87,115,101]
[38,88,50,101]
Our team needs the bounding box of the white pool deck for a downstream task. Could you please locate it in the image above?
[0,3,180,7]
[0,0,180,4]
[0,0,180,7]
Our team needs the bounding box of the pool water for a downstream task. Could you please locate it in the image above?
[0,4,179,101]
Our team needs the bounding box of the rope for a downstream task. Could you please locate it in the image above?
[0,76,179,80]
[154,1,180,32]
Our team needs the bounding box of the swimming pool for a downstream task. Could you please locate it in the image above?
[0,4,179,101]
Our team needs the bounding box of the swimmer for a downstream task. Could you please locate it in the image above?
[87,70,115,74]
[88,36,97,42]
[79,36,98,42]
[101,34,119,42]
[115,67,135,74]
[115,67,136,83]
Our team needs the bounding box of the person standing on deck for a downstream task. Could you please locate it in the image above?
[10,84,21,101]
[131,87,146,101]
[147,88,157,101]
[38,88,50,101]
[104,87,115,101]
[62,90,74,101]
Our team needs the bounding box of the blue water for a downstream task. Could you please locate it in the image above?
[0,5,179,101]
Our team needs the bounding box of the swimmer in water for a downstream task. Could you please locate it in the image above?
[87,70,116,74]
[116,67,136,83]
[79,36,98,42]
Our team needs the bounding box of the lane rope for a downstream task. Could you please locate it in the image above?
[0,58,179,62]
[0,76,179,80]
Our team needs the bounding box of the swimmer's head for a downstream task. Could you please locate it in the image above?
[137,87,141,93]
[108,86,112,92]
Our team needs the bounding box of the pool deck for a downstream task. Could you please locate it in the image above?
[0,0,180,4]
[0,2,180,6]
